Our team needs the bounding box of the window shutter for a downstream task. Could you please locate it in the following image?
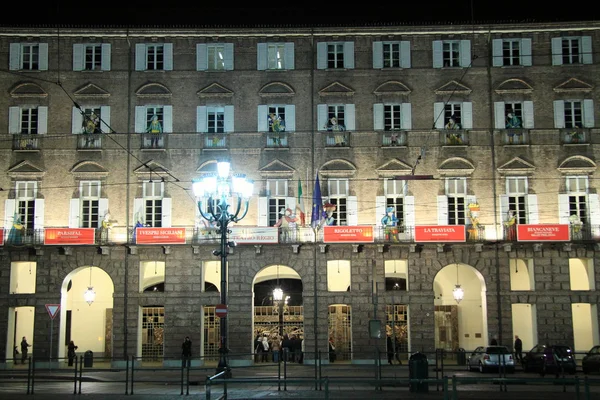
[434,102,445,129]
[558,194,570,224]
[375,196,386,227]
[69,198,81,228]
[37,106,48,134]
[4,199,16,230]
[100,106,111,133]
[373,41,383,69]
[163,105,173,133]
[133,198,144,224]
[135,44,146,70]
[101,43,111,71]
[9,107,20,134]
[499,194,509,238]
[224,43,234,70]
[163,43,173,70]
[224,105,234,133]
[373,103,384,130]
[285,105,296,132]
[284,42,294,70]
[432,40,443,68]
[317,42,328,69]
[135,106,146,133]
[99,198,109,222]
[400,41,411,68]
[437,195,448,225]
[462,102,473,129]
[258,196,268,226]
[347,196,358,226]
[257,43,267,70]
[9,43,20,70]
[196,44,207,71]
[494,102,505,129]
[257,105,268,131]
[73,44,84,71]
[521,39,532,66]
[34,199,45,230]
[343,42,355,69]
[72,107,83,134]
[460,40,471,67]
[581,36,592,64]
[523,101,535,129]
[551,38,562,65]
[526,194,539,224]
[161,197,172,227]
[492,39,503,67]
[404,196,415,227]
[553,100,565,128]
[401,103,412,130]
[588,194,600,238]
[345,104,355,131]
[196,106,207,133]
[38,43,48,71]
[583,99,595,128]
[317,104,327,131]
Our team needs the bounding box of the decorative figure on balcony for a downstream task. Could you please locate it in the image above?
[445,116,462,145]
[390,131,399,146]
[569,213,583,240]
[100,212,113,243]
[381,207,399,242]
[146,114,163,148]
[467,203,481,241]
[82,111,100,148]
[321,202,337,227]
[567,124,583,144]
[268,113,286,132]
[504,209,517,241]
[505,111,522,144]
[8,212,24,245]
[274,207,299,241]
[325,117,346,146]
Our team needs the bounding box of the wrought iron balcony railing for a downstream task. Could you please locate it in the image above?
[561,128,589,145]
[266,132,288,147]
[77,134,103,150]
[441,130,468,146]
[203,133,228,149]
[12,134,40,151]
[325,131,351,147]
[382,130,407,147]
[141,132,167,149]
[503,129,529,145]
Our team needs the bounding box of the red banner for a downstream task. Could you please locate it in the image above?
[517,224,570,241]
[136,227,186,244]
[0,228,4,246]
[44,228,96,245]
[414,225,466,242]
[323,226,374,243]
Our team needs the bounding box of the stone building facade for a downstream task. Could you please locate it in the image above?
[0,20,599,366]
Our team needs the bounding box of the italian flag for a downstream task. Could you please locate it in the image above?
[296,179,306,227]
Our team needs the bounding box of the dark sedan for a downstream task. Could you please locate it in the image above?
[582,345,600,374]
[522,344,577,375]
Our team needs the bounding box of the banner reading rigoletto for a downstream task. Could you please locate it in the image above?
[135,227,186,244]
[414,225,466,242]
[517,224,570,241]
[323,226,374,243]
[44,228,96,245]
[230,227,279,244]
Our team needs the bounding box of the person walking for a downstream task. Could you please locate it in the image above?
[514,335,523,364]
[386,336,394,365]
[67,340,78,366]
[182,336,192,367]
[20,336,31,364]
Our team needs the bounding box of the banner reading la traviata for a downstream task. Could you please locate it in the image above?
[44,228,96,245]
[136,227,186,244]
[414,225,466,242]
[517,224,570,241]
[323,226,374,243]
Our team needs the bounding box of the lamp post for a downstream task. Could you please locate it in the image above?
[272,287,290,337]
[193,160,254,374]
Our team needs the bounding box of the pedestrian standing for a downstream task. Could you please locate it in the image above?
[328,337,336,363]
[261,336,270,362]
[514,335,523,364]
[282,334,291,362]
[20,336,31,364]
[386,336,394,365]
[271,335,281,363]
[182,336,192,367]
[68,340,78,366]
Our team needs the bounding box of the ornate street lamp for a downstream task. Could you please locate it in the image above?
[83,266,96,306]
[193,160,253,374]
[453,263,464,304]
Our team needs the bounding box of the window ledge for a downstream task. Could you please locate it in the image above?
[563,143,590,147]
[503,144,530,148]
[442,145,468,149]
[382,145,407,149]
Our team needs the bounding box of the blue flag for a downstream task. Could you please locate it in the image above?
[311,173,323,229]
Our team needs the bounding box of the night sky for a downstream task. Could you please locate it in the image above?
[2,1,597,26]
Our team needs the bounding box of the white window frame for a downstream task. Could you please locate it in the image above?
[444,103,462,127]
[327,43,345,69]
[267,43,285,70]
[143,181,164,228]
[206,106,225,133]
[80,181,101,228]
[18,107,40,135]
[208,44,226,70]
[16,181,37,230]
[443,41,460,67]
[383,42,401,68]
[20,44,40,70]
[385,179,407,197]
[564,100,583,128]
[566,176,589,193]
[83,44,102,70]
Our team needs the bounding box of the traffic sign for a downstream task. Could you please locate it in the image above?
[215,304,227,318]
[45,304,60,320]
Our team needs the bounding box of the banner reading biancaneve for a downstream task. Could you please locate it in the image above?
[517,224,570,241]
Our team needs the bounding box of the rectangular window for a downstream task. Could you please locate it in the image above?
[326,105,346,130]
[443,41,460,67]
[328,179,348,226]
[143,181,163,227]
[146,107,164,130]
[564,101,583,128]
[384,104,402,131]
[146,44,164,70]
[444,104,462,127]
[383,42,401,68]
[207,44,226,70]
[566,176,588,193]
[504,102,523,123]
[21,44,40,70]
[446,178,466,225]
[20,108,39,135]
[80,181,100,228]
[268,106,286,132]
[502,40,521,66]
[506,177,528,224]
[385,179,406,227]
[16,181,37,231]
[266,179,288,226]
[327,43,345,69]
[562,38,581,64]
[268,198,286,227]
[567,176,589,225]
[84,44,103,70]
[82,107,102,133]
[267,44,285,69]
[207,107,225,133]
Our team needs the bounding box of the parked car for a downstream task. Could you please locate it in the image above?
[582,345,600,374]
[467,346,515,373]
[522,344,577,375]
